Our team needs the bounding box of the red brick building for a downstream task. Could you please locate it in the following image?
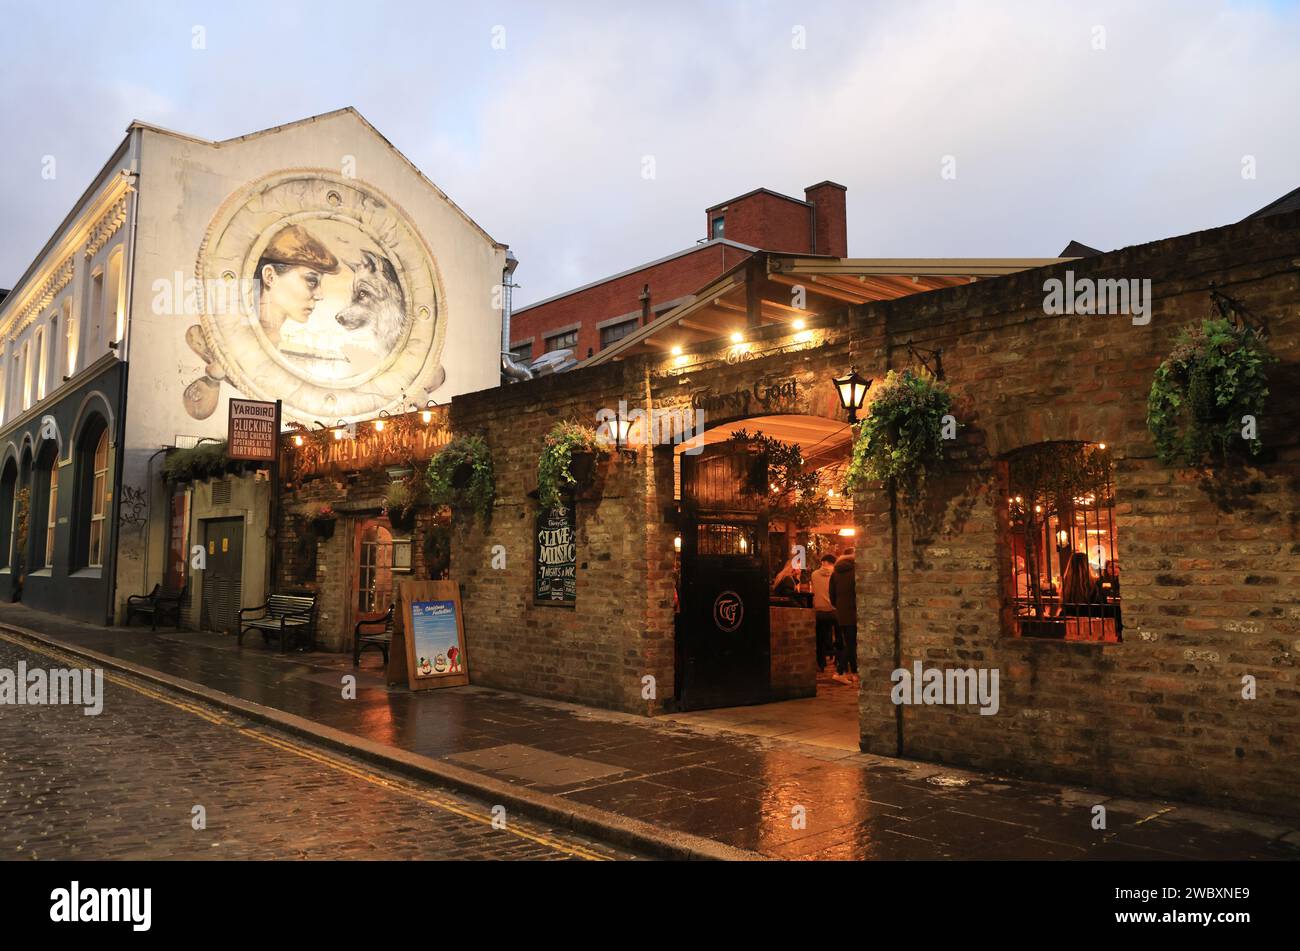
[508,182,848,363]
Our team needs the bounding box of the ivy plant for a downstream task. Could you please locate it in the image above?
[843,367,956,496]
[162,441,234,483]
[536,421,606,512]
[426,434,496,522]
[1146,316,1273,465]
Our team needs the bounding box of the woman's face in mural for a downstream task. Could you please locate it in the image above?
[259,263,325,341]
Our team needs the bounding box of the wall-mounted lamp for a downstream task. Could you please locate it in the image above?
[374,409,390,432]
[1056,529,1070,547]
[673,535,682,552]
[833,367,871,423]
[293,434,304,447]
[613,409,635,457]
[422,400,437,424]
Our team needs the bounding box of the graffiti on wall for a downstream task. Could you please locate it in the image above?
[188,171,446,424]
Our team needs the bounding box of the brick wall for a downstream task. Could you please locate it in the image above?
[849,209,1300,820]
[453,207,1300,819]
[449,361,674,713]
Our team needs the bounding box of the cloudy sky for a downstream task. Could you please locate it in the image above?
[2,0,1298,305]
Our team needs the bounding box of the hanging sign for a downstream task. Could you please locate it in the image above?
[534,500,577,606]
[227,398,280,461]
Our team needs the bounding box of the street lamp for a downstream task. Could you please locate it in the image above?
[833,367,871,423]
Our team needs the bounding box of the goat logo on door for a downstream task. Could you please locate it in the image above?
[188,170,446,423]
[713,590,744,633]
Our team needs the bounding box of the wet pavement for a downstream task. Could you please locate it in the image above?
[0,635,639,860]
[2,602,1298,861]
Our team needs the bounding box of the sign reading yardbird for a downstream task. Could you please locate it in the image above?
[227,398,280,461]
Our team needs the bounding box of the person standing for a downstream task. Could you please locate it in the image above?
[829,547,858,684]
[811,553,838,672]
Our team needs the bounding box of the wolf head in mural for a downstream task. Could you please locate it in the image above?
[335,248,406,356]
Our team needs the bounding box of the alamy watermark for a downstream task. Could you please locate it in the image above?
[891,661,999,716]
[595,400,706,454]
[0,661,103,715]
[1043,270,1151,325]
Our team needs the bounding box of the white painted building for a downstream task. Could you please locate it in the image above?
[0,108,509,624]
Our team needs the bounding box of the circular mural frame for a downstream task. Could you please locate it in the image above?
[192,168,446,422]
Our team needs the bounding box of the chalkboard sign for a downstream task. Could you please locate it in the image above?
[534,500,577,605]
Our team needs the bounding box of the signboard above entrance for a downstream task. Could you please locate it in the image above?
[227,398,280,461]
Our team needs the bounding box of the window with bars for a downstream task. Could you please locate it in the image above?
[545,329,577,352]
[599,318,638,350]
[1002,441,1121,643]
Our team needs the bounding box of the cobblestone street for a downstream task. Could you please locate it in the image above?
[0,637,639,861]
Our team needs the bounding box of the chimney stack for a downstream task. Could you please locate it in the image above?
[805,181,848,258]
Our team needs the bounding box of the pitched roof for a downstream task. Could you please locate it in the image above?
[1242,184,1300,221]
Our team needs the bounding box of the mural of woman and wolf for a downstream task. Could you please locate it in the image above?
[185,171,446,424]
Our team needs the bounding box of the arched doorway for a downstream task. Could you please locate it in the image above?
[670,413,861,747]
[353,518,395,618]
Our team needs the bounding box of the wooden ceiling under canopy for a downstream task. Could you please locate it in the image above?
[585,252,1070,366]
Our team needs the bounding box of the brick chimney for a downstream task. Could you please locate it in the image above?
[805,181,848,258]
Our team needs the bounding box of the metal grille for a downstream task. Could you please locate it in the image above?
[211,479,232,505]
[1006,442,1121,643]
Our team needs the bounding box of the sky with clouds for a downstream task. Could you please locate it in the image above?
[1,0,1298,306]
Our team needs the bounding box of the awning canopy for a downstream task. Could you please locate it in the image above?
[583,252,1070,367]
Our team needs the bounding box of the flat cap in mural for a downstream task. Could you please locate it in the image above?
[260,224,340,273]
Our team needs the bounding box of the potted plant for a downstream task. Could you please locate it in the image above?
[426,435,496,522]
[537,421,607,511]
[383,480,417,533]
[1146,316,1273,466]
[310,503,337,540]
[731,430,829,528]
[843,367,956,499]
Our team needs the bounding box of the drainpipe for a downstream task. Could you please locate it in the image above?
[639,284,651,326]
[499,251,530,382]
[889,480,903,757]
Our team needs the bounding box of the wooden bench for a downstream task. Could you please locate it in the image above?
[353,603,395,667]
[126,583,187,631]
[238,593,318,652]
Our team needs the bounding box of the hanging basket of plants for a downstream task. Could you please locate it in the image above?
[1146,316,1273,466]
[536,421,608,511]
[309,503,337,540]
[426,435,496,522]
[842,367,956,497]
[382,480,419,533]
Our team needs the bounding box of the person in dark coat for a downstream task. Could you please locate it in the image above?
[828,548,858,683]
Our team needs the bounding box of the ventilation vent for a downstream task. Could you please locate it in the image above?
[211,480,232,505]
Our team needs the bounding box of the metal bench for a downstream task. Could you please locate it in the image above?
[238,592,318,652]
[353,603,395,667]
[126,583,187,631]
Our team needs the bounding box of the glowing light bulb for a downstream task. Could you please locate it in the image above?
[792,319,805,330]
[730,332,743,344]
[374,419,385,432]
[670,345,682,356]
[293,435,303,447]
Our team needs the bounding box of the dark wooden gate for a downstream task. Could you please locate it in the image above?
[676,439,771,710]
